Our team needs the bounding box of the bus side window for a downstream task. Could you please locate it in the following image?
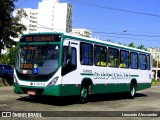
[80,43,93,65]
[108,47,119,67]
[147,55,151,70]
[94,45,107,66]
[139,54,147,70]
[130,52,138,69]
[120,50,129,68]
[62,46,77,76]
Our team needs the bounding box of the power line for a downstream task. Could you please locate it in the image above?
[13,0,160,46]
[69,0,160,18]
[93,34,160,48]
[92,33,160,42]
[15,0,28,9]
[74,25,160,37]
[92,31,160,45]
[93,31,160,38]
[105,35,160,42]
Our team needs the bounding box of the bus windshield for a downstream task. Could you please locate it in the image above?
[16,44,60,75]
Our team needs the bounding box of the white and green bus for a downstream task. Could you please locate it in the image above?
[14,32,152,103]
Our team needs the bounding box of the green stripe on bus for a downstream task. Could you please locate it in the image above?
[81,73,94,76]
[131,75,139,77]
[14,82,151,96]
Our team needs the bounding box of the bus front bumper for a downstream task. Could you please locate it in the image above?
[13,83,62,96]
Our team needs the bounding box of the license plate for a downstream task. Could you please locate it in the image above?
[27,91,36,95]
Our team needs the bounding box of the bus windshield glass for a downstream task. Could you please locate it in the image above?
[16,44,60,75]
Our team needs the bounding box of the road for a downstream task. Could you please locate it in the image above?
[0,85,160,120]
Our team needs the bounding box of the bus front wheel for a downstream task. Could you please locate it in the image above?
[80,86,88,103]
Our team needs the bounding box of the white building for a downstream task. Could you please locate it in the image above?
[13,8,38,35]
[13,0,72,36]
[148,47,160,61]
[72,28,92,38]
[148,47,160,80]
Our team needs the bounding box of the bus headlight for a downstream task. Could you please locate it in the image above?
[47,76,59,87]
[14,75,19,85]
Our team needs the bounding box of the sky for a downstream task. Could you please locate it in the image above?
[14,0,160,48]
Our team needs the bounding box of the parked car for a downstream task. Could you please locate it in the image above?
[0,64,13,85]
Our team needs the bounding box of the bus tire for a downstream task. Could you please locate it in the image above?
[129,83,136,99]
[80,85,89,103]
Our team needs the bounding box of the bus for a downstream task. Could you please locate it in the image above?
[14,32,152,103]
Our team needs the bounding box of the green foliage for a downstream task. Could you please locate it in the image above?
[137,45,144,49]
[0,45,17,65]
[128,42,135,48]
[151,79,160,85]
[137,45,148,51]
[152,57,160,68]
[0,0,26,54]
[128,42,147,51]
[118,42,122,45]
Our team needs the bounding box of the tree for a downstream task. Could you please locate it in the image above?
[137,45,148,51]
[118,42,122,45]
[137,45,144,49]
[0,43,18,65]
[0,0,26,54]
[128,42,135,48]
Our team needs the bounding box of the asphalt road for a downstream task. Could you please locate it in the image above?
[0,85,160,120]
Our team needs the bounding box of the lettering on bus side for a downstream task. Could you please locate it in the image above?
[83,69,92,74]
[94,71,131,80]
[94,71,109,80]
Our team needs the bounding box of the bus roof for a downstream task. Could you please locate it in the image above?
[63,32,151,54]
[21,32,151,54]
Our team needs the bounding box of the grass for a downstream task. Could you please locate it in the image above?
[151,79,160,85]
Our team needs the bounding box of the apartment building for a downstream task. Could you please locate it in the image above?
[13,0,72,35]
[13,8,38,34]
[148,47,160,61]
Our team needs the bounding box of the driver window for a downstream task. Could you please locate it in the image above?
[62,46,77,76]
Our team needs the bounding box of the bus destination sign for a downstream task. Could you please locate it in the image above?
[20,34,61,42]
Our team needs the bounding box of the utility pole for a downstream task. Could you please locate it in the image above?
[155,55,159,80]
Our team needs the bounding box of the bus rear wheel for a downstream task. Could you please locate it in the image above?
[80,86,88,103]
[129,83,136,99]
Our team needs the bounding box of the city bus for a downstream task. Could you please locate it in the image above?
[14,32,152,103]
